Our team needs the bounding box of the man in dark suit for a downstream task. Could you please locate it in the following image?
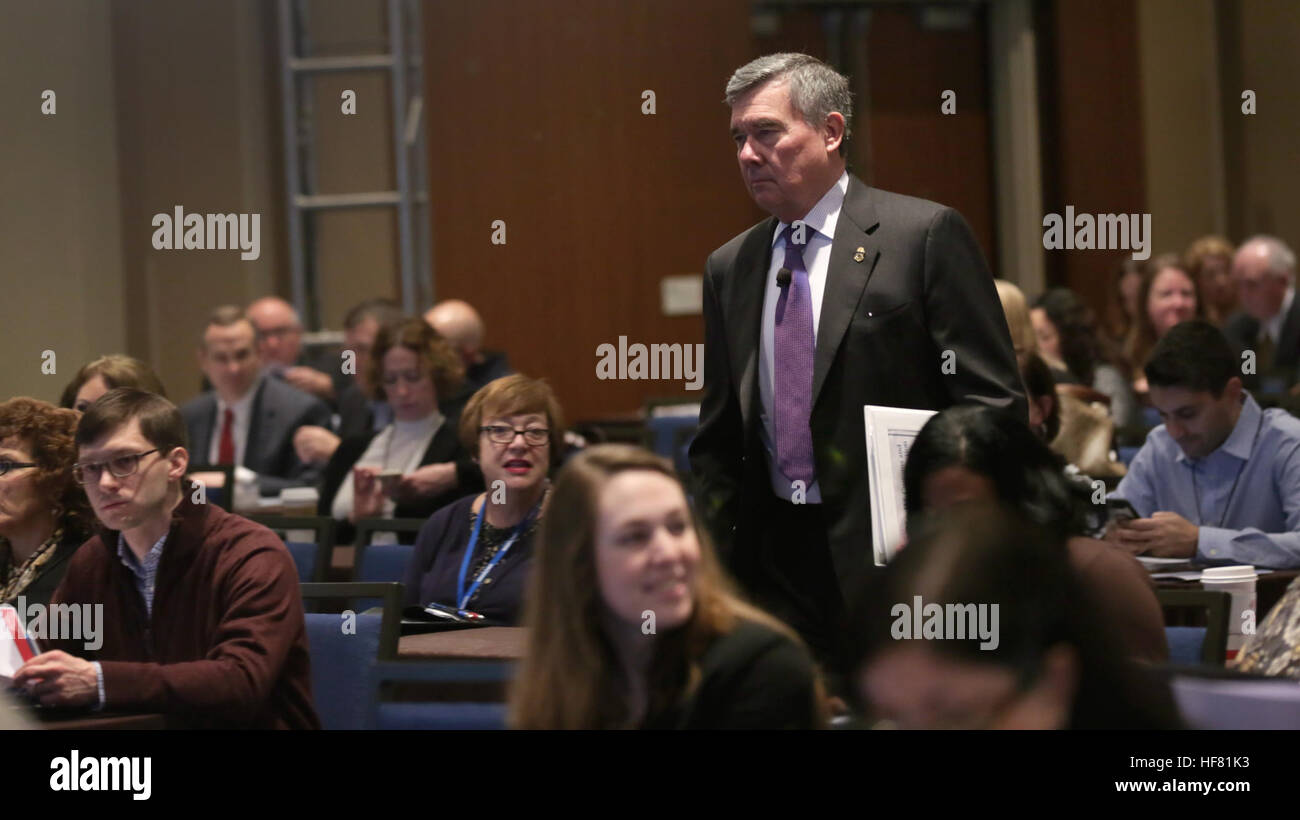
[181,306,331,497]
[1222,236,1300,393]
[689,53,1025,660]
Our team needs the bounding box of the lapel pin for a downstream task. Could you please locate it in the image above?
[853,246,865,263]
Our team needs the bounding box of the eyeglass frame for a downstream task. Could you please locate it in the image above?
[0,460,38,478]
[72,448,162,485]
[479,425,551,447]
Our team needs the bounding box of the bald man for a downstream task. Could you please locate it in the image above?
[1223,236,1300,392]
[245,296,348,403]
[424,299,513,415]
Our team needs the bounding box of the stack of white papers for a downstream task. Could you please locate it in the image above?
[864,405,937,565]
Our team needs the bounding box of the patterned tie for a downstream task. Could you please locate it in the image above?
[218,407,235,465]
[773,225,817,486]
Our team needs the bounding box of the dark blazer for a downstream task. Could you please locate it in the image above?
[181,376,332,495]
[1224,299,1300,389]
[641,619,823,729]
[689,175,1026,601]
[2,531,88,609]
[317,419,484,544]
[402,494,534,623]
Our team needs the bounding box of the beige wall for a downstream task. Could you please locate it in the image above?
[1138,0,1226,255]
[111,0,284,405]
[1234,0,1300,243]
[1139,0,1300,257]
[1,1,126,405]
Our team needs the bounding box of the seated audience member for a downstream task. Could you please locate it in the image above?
[1124,254,1202,394]
[510,444,826,729]
[424,299,513,419]
[998,284,1122,476]
[1106,258,1145,349]
[1018,351,1060,444]
[1222,235,1300,393]
[1033,288,1140,429]
[181,306,332,496]
[0,399,94,608]
[1233,575,1300,679]
[1110,320,1300,569]
[318,318,482,543]
[1185,235,1237,327]
[994,279,1038,357]
[245,296,345,403]
[902,405,1166,663]
[59,355,167,413]
[12,389,318,729]
[293,298,404,467]
[403,375,563,623]
[848,505,1181,729]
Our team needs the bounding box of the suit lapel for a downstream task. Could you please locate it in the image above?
[245,378,269,470]
[812,176,879,403]
[728,218,778,432]
[1279,298,1300,366]
[197,398,217,462]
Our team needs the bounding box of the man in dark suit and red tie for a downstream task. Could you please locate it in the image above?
[689,53,1026,662]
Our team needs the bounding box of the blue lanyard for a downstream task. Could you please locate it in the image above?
[456,495,543,610]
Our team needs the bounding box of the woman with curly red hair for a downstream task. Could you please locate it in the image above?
[0,397,94,607]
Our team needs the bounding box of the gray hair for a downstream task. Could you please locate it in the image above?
[1239,235,1297,281]
[724,53,852,154]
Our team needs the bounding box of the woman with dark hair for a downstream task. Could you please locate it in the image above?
[901,405,1167,663]
[59,355,167,413]
[0,398,95,607]
[318,317,482,544]
[1017,351,1060,444]
[850,505,1181,729]
[510,444,826,729]
[1032,288,1140,429]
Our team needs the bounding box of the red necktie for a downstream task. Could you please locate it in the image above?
[218,408,235,465]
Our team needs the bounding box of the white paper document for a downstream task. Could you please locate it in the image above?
[864,405,937,565]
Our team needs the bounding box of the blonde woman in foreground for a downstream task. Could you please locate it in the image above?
[510,444,827,729]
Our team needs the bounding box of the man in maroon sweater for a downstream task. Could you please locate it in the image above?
[14,388,319,729]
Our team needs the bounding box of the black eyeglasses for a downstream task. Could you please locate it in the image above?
[0,460,37,477]
[73,449,160,485]
[479,425,550,446]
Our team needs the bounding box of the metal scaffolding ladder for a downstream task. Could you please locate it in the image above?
[276,0,432,330]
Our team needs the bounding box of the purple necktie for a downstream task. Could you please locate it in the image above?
[774,225,816,486]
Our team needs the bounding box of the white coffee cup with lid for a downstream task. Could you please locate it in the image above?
[1200,565,1257,660]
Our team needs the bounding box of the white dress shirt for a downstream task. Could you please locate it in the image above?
[331,411,444,521]
[757,170,849,503]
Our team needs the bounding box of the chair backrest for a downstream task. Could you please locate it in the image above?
[370,660,513,730]
[300,582,403,730]
[354,517,428,555]
[187,464,235,510]
[250,515,336,583]
[352,518,426,610]
[1172,675,1300,729]
[1157,588,1231,666]
[643,400,700,481]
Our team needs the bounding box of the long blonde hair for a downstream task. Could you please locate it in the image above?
[995,279,1038,356]
[509,444,819,729]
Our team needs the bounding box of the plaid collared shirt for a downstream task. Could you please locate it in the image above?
[116,531,168,618]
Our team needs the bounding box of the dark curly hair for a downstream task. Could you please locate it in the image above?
[902,405,1091,542]
[1033,288,1118,385]
[0,398,94,541]
[366,317,465,403]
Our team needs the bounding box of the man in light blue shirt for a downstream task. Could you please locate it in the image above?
[1111,320,1300,568]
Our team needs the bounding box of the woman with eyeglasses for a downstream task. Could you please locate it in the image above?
[401,375,563,624]
[0,398,94,608]
[318,318,484,544]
